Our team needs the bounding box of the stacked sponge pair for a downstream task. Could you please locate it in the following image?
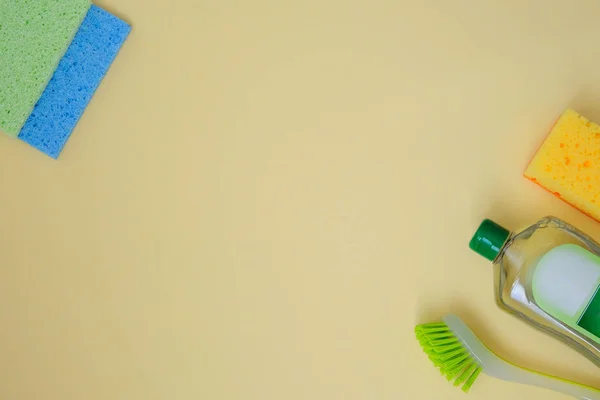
[0,0,130,158]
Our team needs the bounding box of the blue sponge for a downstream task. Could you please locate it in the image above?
[18,5,131,158]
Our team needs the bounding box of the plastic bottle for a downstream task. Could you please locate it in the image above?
[470,216,600,366]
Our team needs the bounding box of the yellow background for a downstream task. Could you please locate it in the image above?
[1,0,600,398]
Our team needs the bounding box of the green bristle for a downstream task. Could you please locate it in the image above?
[445,357,470,380]
[462,368,482,392]
[415,322,483,393]
[437,347,466,361]
[454,362,477,387]
[442,353,470,371]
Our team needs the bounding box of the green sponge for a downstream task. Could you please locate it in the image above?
[0,0,91,137]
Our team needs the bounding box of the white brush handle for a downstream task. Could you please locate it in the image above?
[505,367,600,400]
[444,315,600,400]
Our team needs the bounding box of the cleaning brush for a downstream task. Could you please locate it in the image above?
[415,314,600,399]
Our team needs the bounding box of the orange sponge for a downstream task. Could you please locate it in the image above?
[525,109,600,221]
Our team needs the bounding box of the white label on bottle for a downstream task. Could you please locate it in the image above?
[533,244,600,317]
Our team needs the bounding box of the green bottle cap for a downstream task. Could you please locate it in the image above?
[469,219,510,261]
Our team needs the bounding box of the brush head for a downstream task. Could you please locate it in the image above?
[415,322,482,393]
